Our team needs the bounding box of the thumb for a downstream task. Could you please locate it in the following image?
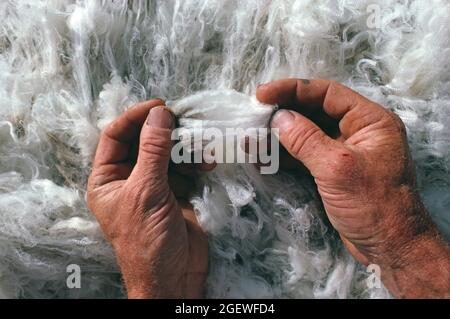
[270,109,340,175]
[129,106,174,200]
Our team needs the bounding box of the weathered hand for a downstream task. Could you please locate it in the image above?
[257,79,450,298]
[87,100,208,299]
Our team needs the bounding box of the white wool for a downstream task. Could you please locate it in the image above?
[169,90,274,131]
[168,90,275,158]
[0,0,449,298]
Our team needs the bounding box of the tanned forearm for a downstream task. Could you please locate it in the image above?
[378,225,450,298]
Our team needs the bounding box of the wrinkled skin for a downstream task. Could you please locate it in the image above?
[87,100,208,298]
[258,79,450,298]
[87,79,449,299]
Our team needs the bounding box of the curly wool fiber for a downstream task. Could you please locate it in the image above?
[0,0,449,298]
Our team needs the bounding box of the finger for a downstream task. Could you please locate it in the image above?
[257,79,387,138]
[240,131,309,173]
[270,109,343,175]
[93,99,166,168]
[129,106,175,205]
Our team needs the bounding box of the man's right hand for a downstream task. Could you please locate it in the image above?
[257,79,450,298]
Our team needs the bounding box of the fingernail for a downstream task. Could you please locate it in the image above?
[146,106,173,129]
[270,110,295,135]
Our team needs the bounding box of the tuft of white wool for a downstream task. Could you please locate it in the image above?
[0,0,448,298]
[169,90,275,131]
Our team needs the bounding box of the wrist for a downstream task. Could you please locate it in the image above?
[122,273,157,299]
[125,278,178,299]
[124,271,204,299]
[374,186,450,297]
[127,287,153,299]
[366,187,450,298]
[124,273,180,299]
[373,186,435,268]
[377,232,450,298]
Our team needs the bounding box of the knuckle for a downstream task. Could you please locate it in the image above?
[103,121,118,138]
[288,125,324,158]
[139,135,170,159]
[328,80,340,91]
[383,111,406,135]
[327,80,348,99]
[324,80,359,113]
[324,80,340,103]
[391,113,407,135]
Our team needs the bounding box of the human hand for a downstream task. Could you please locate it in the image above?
[257,79,450,298]
[87,100,208,299]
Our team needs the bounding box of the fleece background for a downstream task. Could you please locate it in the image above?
[0,0,449,298]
